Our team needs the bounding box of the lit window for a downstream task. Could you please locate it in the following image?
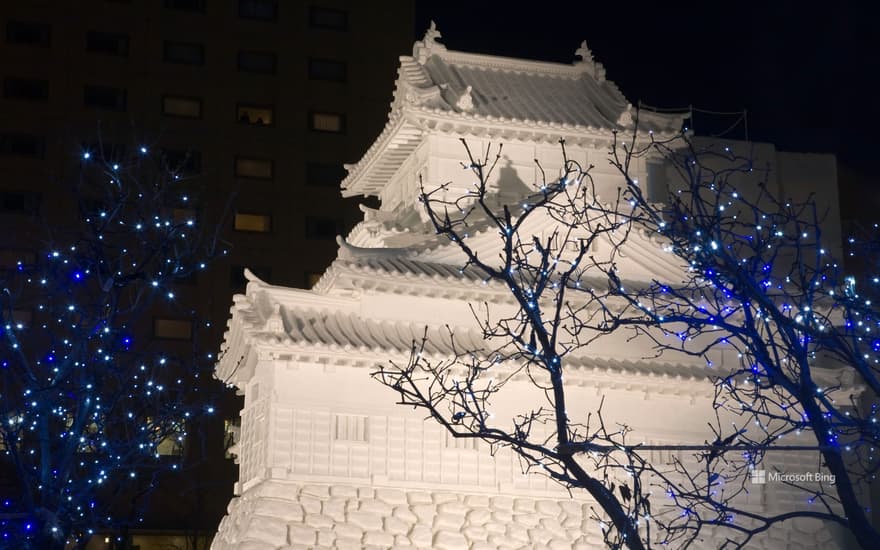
[154,318,192,340]
[237,50,276,74]
[235,213,271,232]
[238,0,277,20]
[0,133,45,158]
[162,95,202,118]
[152,418,185,457]
[163,41,204,65]
[309,111,345,133]
[306,162,345,187]
[309,6,347,30]
[308,58,346,82]
[3,78,48,101]
[83,85,127,111]
[86,31,129,56]
[6,20,51,46]
[236,104,273,126]
[235,156,273,179]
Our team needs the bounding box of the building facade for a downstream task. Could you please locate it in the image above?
[213,26,850,549]
[0,1,414,546]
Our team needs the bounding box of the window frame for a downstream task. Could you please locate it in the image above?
[237,50,277,74]
[153,317,193,341]
[0,132,46,159]
[164,0,206,12]
[237,0,278,21]
[5,20,51,46]
[234,212,273,233]
[86,30,129,57]
[83,85,127,111]
[234,156,274,179]
[3,77,49,101]
[308,6,348,31]
[308,57,347,82]
[163,40,205,65]
[309,111,346,134]
[0,190,42,216]
[305,216,342,240]
[236,103,274,127]
[162,95,203,119]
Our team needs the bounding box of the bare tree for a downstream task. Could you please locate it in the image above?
[0,144,230,549]
[373,131,878,548]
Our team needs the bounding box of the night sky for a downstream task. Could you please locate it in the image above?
[414,1,878,218]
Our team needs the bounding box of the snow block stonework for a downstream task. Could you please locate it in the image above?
[211,481,841,550]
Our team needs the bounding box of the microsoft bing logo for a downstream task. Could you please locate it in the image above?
[750,470,766,484]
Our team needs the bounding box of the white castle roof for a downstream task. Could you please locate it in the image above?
[342,23,684,198]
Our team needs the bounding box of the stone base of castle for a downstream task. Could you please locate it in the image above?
[210,480,842,550]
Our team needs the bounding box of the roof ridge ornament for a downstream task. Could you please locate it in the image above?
[455,85,474,112]
[413,20,447,64]
[574,40,606,82]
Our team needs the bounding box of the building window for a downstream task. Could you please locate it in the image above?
[236,104,273,126]
[309,6,347,30]
[162,95,202,118]
[0,133,45,158]
[308,58,346,82]
[237,50,276,74]
[153,419,185,457]
[306,162,345,187]
[234,156,273,179]
[6,20,51,46]
[84,85,127,111]
[163,40,204,65]
[0,191,41,216]
[305,216,341,239]
[164,0,206,11]
[230,265,271,288]
[154,318,192,340]
[334,414,367,442]
[309,111,345,133]
[86,31,129,56]
[3,78,48,101]
[234,213,271,232]
[238,0,277,21]
[162,148,201,174]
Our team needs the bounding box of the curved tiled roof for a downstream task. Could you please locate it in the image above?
[341,27,686,198]
[419,54,629,129]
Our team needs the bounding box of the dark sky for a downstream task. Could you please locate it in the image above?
[414,1,878,214]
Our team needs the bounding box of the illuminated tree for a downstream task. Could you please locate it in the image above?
[373,131,879,549]
[0,144,229,549]
[605,129,880,548]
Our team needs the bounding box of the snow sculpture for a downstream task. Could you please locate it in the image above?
[211,24,848,550]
